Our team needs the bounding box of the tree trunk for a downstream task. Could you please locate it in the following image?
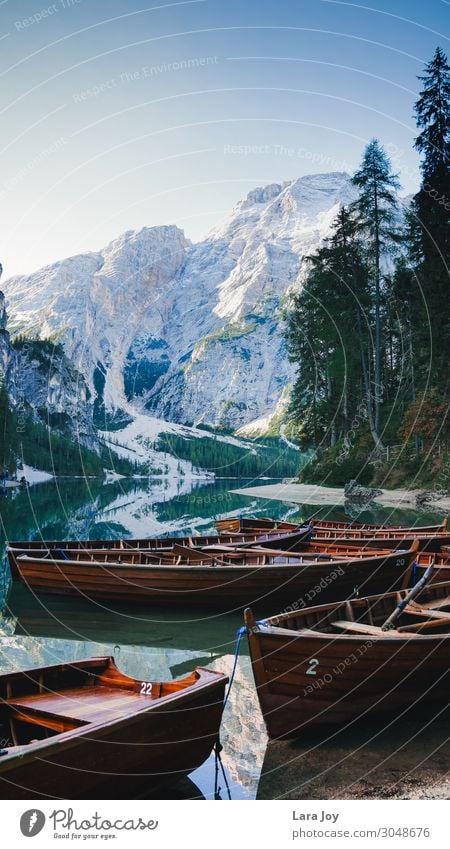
[358,312,384,450]
[373,181,382,438]
[327,370,336,447]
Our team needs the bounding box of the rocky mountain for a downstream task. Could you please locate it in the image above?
[3,172,357,432]
[0,289,96,447]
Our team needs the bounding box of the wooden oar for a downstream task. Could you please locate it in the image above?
[381,562,435,631]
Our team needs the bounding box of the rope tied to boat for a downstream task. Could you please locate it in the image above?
[222,620,269,708]
[222,626,246,710]
[56,548,69,560]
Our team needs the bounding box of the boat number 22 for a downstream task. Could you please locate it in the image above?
[306,658,319,676]
[140,682,153,695]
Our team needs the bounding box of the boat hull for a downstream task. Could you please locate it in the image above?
[245,584,450,738]
[6,528,312,580]
[13,548,417,609]
[249,631,449,738]
[0,662,226,799]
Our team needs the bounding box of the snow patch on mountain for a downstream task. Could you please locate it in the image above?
[3,172,357,431]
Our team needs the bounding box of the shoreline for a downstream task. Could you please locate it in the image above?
[232,481,450,512]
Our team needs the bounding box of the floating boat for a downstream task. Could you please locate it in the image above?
[6,526,313,579]
[216,516,448,534]
[245,580,450,738]
[8,539,413,565]
[11,543,419,609]
[0,656,227,799]
[216,517,450,552]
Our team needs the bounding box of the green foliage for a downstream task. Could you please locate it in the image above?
[157,432,302,478]
[0,380,18,475]
[12,336,65,365]
[351,138,401,438]
[285,206,372,449]
[408,47,450,391]
[16,415,104,475]
[285,48,450,489]
[299,442,374,486]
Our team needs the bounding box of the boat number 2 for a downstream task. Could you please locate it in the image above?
[306,658,319,676]
[140,682,153,695]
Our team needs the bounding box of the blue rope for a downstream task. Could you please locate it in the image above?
[56,548,69,560]
[223,626,245,709]
[412,561,418,585]
[223,620,271,708]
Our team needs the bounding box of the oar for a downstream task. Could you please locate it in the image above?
[381,562,435,631]
[333,509,359,523]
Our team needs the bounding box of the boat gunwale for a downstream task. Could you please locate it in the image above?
[15,544,417,574]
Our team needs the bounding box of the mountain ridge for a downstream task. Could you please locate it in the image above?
[3,171,357,432]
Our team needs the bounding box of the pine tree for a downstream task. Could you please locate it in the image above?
[0,378,17,475]
[351,139,401,443]
[285,206,370,449]
[410,47,450,391]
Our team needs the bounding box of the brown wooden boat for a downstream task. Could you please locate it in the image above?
[12,543,419,609]
[311,528,450,552]
[245,581,450,739]
[6,526,313,579]
[11,542,445,595]
[8,539,413,566]
[312,517,448,533]
[0,656,227,799]
[216,517,450,552]
[217,516,448,534]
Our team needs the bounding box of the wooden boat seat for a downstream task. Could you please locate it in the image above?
[331,620,386,635]
[404,605,450,621]
[331,620,422,638]
[7,685,158,728]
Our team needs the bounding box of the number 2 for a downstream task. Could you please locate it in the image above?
[306,658,319,676]
[140,682,153,695]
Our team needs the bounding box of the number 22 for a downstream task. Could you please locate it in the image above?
[140,682,153,695]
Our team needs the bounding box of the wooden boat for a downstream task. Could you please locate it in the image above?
[216,517,450,552]
[245,581,450,738]
[0,656,227,799]
[8,539,412,566]
[6,526,313,579]
[311,528,450,552]
[217,516,448,534]
[12,543,419,609]
[312,517,448,533]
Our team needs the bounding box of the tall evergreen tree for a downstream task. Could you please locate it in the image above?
[351,139,400,444]
[285,207,370,449]
[410,46,450,391]
[0,377,17,475]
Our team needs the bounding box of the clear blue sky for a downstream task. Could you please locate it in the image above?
[0,0,448,276]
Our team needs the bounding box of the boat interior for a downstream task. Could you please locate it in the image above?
[0,659,197,751]
[15,542,411,569]
[260,584,450,637]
